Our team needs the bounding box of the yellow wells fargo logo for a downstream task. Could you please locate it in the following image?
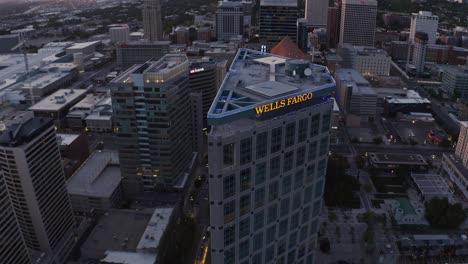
[255,92,314,115]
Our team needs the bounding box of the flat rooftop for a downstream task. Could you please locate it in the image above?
[386,98,431,104]
[260,0,297,6]
[411,173,451,196]
[368,152,428,165]
[0,116,53,147]
[29,88,87,112]
[57,133,80,146]
[0,52,60,89]
[101,251,156,264]
[81,209,154,259]
[208,49,335,125]
[67,150,120,198]
[15,71,69,90]
[443,153,468,180]
[67,41,100,50]
[137,208,173,252]
[335,68,369,86]
[112,54,189,84]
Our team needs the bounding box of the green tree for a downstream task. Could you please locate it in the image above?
[324,154,360,208]
[373,137,383,145]
[425,197,466,229]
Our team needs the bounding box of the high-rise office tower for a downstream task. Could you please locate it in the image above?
[326,4,340,49]
[216,1,244,41]
[412,32,428,74]
[297,18,309,53]
[259,0,298,47]
[111,55,193,197]
[0,112,76,264]
[0,167,31,264]
[305,0,329,28]
[409,11,438,45]
[142,0,163,41]
[207,49,336,264]
[189,59,219,128]
[339,0,377,47]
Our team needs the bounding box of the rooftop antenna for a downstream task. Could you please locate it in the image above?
[11,37,35,105]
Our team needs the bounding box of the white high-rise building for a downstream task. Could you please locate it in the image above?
[339,0,377,47]
[0,112,76,264]
[142,0,163,41]
[409,11,439,45]
[0,166,32,264]
[207,49,336,264]
[456,121,468,167]
[412,32,428,74]
[109,25,130,43]
[305,0,329,28]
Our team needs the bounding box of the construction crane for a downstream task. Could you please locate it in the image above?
[11,39,35,105]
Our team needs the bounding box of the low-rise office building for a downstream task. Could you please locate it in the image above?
[67,150,122,215]
[29,88,87,129]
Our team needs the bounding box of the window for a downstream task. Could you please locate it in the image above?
[294,169,304,190]
[256,132,268,159]
[223,144,234,165]
[283,151,294,173]
[269,181,279,201]
[293,191,302,208]
[310,219,318,235]
[304,186,313,204]
[271,127,282,153]
[310,114,320,138]
[223,174,235,199]
[319,137,328,156]
[280,197,290,216]
[266,245,275,262]
[224,200,235,223]
[270,156,281,178]
[290,212,299,230]
[255,162,266,185]
[307,141,317,161]
[317,159,326,177]
[289,232,298,249]
[224,225,235,246]
[282,175,292,195]
[298,244,306,258]
[279,219,288,237]
[239,194,251,215]
[252,253,262,264]
[267,204,278,224]
[301,206,310,224]
[239,218,250,239]
[240,137,252,165]
[298,118,308,142]
[312,200,321,216]
[287,249,296,263]
[285,122,296,147]
[296,146,306,167]
[254,187,265,208]
[322,113,330,133]
[266,225,276,243]
[315,180,324,198]
[300,225,308,241]
[240,168,251,192]
[306,164,316,183]
[253,232,263,251]
[239,240,250,259]
[254,210,264,230]
[277,239,286,255]
[224,247,235,264]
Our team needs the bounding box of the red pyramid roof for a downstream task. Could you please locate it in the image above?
[270,36,311,60]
